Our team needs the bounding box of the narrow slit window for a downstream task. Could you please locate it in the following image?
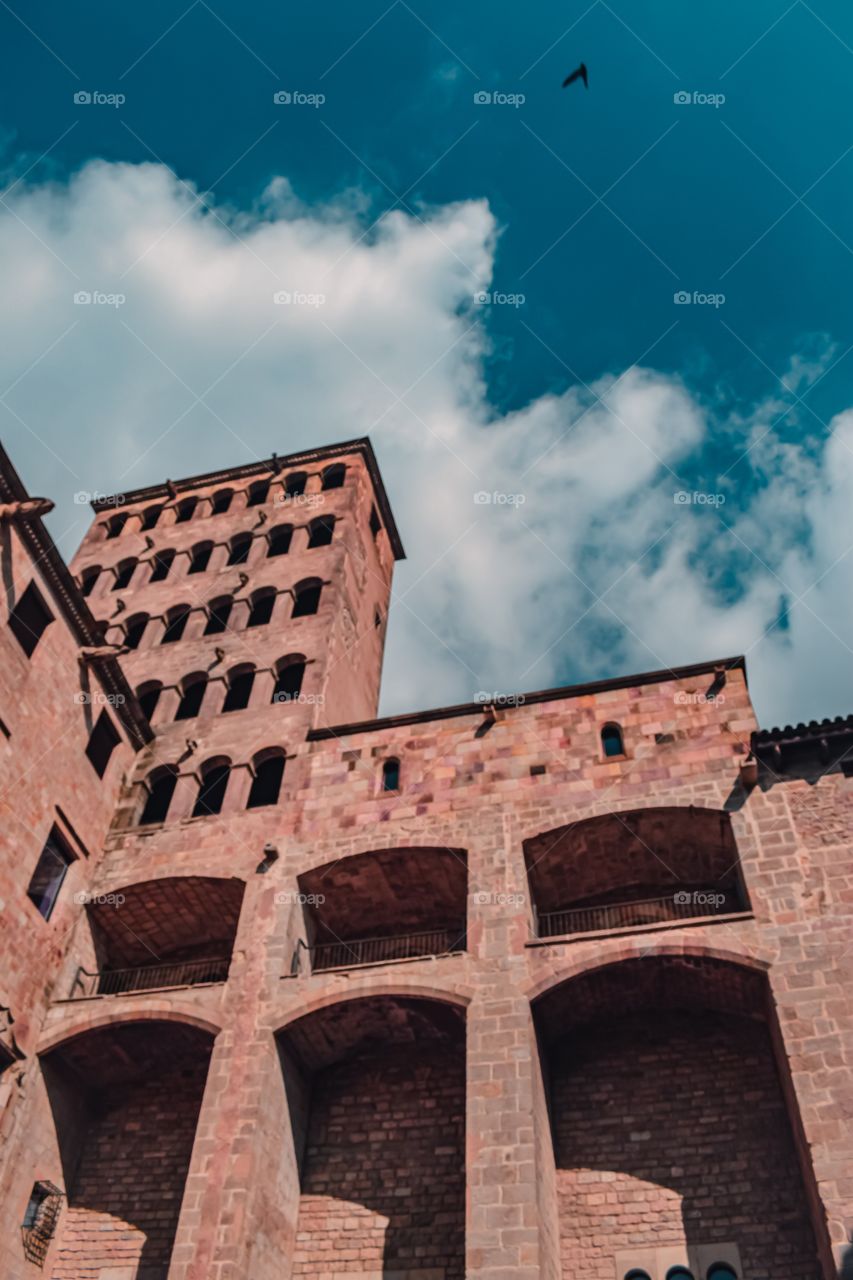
[382,758,400,792]
[85,710,121,778]
[9,581,54,658]
[27,826,75,919]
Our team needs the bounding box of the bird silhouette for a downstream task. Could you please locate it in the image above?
[562,62,588,90]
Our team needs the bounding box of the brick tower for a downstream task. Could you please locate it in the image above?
[0,434,851,1280]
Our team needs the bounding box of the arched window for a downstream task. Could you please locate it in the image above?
[141,504,163,530]
[136,681,162,723]
[105,512,128,539]
[247,587,276,628]
[149,549,175,582]
[665,1269,695,1280]
[228,533,252,566]
[174,496,198,524]
[161,605,191,644]
[79,565,101,597]
[188,541,213,574]
[623,1272,652,1280]
[247,749,286,808]
[203,596,233,635]
[175,673,207,721]
[706,1267,737,1280]
[247,478,271,507]
[192,758,230,817]
[307,515,335,548]
[140,765,178,825]
[267,523,293,557]
[382,758,400,792]
[321,463,346,490]
[601,722,625,758]
[292,578,322,618]
[112,558,136,590]
[211,488,233,515]
[284,471,307,498]
[124,613,149,650]
[272,656,305,704]
[222,665,254,712]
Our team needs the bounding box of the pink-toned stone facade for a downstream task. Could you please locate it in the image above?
[0,437,850,1280]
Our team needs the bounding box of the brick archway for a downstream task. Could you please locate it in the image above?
[38,1003,223,1054]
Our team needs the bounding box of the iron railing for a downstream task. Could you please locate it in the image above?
[538,890,739,939]
[297,926,464,974]
[70,955,230,998]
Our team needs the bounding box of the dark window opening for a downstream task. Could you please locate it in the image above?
[247,478,271,507]
[149,549,175,582]
[21,1180,63,1264]
[140,767,178,825]
[162,606,191,644]
[9,581,54,658]
[80,566,100,597]
[211,489,233,514]
[175,497,198,523]
[272,660,305,703]
[193,762,230,817]
[374,608,382,629]
[666,1271,695,1280]
[247,754,285,808]
[141,504,163,530]
[247,589,275,628]
[223,669,254,712]
[136,682,162,722]
[228,534,252,566]
[284,471,307,498]
[124,614,149,650]
[112,559,136,590]
[292,580,321,617]
[382,758,400,792]
[601,722,625,758]
[321,463,346,490]
[85,710,121,778]
[307,515,335,548]
[707,1269,737,1280]
[27,827,74,919]
[267,524,293,557]
[175,676,207,721]
[369,505,381,539]
[188,542,213,574]
[204,597,233,635]
[105,513,128,539]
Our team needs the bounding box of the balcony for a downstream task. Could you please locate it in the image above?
[71,955,231,998]
[297,926,464,974]
[537,889,743,940]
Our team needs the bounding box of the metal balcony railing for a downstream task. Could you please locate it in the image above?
[537,890,740,939]
[70,955,231,998]
[297,926,464,974]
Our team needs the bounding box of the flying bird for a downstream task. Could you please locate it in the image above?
[562,62,588,90]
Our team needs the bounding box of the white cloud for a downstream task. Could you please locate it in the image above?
[1,158,851,727]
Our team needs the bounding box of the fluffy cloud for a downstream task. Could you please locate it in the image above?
[1,158,850,726]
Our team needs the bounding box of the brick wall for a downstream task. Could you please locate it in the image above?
[52,1056,208,1280]
[292,1044,466,1278]
[552,1011,821,1280]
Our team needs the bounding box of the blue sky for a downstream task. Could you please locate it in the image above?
[1,0,853,724]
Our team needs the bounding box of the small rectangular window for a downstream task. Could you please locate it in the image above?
[26,826,75,920]
[85,710,121,778]
[8,581,54,658]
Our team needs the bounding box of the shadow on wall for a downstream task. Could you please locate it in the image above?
[40,1021,214,1280]
[279,995,467,1280]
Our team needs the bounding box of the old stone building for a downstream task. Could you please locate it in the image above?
[0,435,850,1280]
